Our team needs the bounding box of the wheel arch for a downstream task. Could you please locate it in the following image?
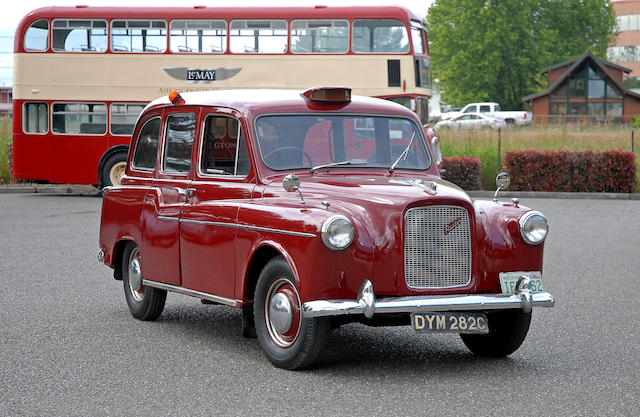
[243,242,300,302]
[98,145,130,188]
[111,238,136,281]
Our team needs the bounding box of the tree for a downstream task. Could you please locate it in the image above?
[426,0,617,109]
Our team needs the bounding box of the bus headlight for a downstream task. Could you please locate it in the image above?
[519,211,548,245]
[321,215,354,250]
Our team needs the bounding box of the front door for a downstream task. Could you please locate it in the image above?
[179,111,254,299]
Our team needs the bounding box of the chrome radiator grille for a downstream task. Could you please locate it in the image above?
[404,206,472,289]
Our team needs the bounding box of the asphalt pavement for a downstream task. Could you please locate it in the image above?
[0,194,638,416]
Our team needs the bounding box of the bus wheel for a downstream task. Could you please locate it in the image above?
[101,151,128,188]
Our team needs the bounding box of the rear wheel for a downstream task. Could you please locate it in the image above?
[254,257,330,370]
[100,151,128,189]
[122,242,166,321]
[460,309,531,357]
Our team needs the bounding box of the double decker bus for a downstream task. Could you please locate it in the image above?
[13,5,431,187]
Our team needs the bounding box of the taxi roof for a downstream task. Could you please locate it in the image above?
[144,89,419,120]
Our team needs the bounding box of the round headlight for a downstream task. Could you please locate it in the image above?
[519,211,548,245]
[321,215,354,251]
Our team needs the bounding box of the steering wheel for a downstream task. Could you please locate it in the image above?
[263,146,312,166]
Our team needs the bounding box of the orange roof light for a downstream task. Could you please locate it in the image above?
[302,87,351,103]
[168,91,185,105]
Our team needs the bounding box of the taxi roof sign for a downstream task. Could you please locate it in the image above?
[302,87,351,104]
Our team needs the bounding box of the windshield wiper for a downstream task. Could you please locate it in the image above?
[310,159,367,173]
[388,132,416,173]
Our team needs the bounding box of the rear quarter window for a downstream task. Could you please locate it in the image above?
[132,117,161,170]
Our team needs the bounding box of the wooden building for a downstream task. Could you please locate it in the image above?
[522,52,640,125]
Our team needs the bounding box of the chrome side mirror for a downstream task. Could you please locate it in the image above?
[283,174,305,204]
[494,172,510,202]
[282,174,300,192]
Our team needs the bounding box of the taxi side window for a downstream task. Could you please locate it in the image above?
[200,115,250,176]
[163,113,196,174]
[132,117,161,170]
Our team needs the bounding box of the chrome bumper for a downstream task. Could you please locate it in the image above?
[302,276,555,319]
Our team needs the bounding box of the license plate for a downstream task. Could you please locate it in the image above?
[411,312,489,334]
[499,271,544,294]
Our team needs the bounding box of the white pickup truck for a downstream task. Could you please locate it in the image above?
[442,102,533,126]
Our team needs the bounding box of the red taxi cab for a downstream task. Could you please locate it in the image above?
[98,87,555,369]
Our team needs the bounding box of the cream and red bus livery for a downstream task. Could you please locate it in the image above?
[12,5,432,187]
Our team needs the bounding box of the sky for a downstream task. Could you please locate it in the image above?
[0,0,435,86]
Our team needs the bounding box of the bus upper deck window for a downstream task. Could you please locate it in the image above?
[230,20,287,54]
[52,20,107,52]
[290,20,348,54]
[410,21,425,55]
[352,19,409,53]
[24,19,49,52]
[111,20,167,53]
[170,20,227,53]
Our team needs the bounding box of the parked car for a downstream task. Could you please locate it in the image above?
[441,102,532,126]
[435,112,507,130]
[99,87,554,370]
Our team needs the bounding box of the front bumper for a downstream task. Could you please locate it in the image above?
[302,276,555,319]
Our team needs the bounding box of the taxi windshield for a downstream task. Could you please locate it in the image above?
[255,114,431,171]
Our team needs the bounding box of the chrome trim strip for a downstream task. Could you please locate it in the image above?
[157,216,179,222]
[179,218,316,238]
[302,291,555,318]
[142,279,239,307]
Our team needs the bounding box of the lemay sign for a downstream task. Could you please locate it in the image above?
[162,67,242,83]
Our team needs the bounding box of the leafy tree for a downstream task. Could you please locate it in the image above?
[426,0,617,109]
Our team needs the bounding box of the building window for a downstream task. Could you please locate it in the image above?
[52,102,106,134]
[170,20,227,53]
[617,14,640,32]
[549,63,623,118]
[111,20,167,53]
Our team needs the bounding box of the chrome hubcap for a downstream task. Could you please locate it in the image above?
[109,161,126,186]
[269,292,293,334]
[128,248,144,302]
[264,278,301,348]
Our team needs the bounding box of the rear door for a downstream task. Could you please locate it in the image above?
[141,107,200,286]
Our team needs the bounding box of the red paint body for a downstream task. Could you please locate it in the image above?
[99,90,545,306]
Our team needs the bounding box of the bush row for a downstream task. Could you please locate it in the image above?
[503,150,637,193]
[440,150,638,193]
[440,157,483,190]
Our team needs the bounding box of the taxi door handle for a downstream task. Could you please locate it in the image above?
[175,187,196,198]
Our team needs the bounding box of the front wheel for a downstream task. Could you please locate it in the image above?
[460,309,531,357]
[122,242,166,321]
[254,257,330,370]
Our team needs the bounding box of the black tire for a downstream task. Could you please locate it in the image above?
[254,257,330,370]
[100,151,128,189]
[460,309,531,357]
[122,242,166,321]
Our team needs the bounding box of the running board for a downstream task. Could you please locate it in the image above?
[142,279,240,308]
